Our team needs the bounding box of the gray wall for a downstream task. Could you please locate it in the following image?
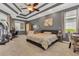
[30,7,79,31]
[30,6,79,42]
[30,12,64,31]
[77,8,79,32]
[30,5,79,33]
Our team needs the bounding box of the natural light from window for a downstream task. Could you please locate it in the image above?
[64,10,77,33]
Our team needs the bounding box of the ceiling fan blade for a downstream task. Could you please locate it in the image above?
[24,3,31,6]
[21,8,27,9]
[35,9,39,11]
[33,3,38,6]
[29,11,32,14]
[28,4,31,6]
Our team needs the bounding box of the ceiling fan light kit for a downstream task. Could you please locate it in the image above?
[21,3,39,13]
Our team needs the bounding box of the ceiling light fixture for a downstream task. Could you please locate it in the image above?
[21,3,39,13]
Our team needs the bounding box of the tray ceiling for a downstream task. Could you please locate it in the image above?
[0,3,79,21]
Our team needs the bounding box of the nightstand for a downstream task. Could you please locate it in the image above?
[58,31,63,42]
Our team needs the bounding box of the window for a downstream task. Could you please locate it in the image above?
[64,10,77,33]
[15,21,25,31]
[20,23,25,30]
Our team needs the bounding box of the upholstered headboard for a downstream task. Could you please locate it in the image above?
[40,30,58,34]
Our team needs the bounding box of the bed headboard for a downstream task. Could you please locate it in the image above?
[40,30,58,34]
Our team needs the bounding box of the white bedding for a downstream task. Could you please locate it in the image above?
[27,31,58,49]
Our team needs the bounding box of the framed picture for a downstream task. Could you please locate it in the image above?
[44,17,53,26]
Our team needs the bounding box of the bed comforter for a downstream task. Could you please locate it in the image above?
[27,32,58,50]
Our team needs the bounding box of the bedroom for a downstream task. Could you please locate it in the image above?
[0,3,79,56]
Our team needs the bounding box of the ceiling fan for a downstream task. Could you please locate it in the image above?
[21,3,39,13]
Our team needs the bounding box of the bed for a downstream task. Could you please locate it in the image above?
[26,30,58,50]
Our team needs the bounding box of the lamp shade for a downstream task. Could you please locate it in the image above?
[33,24,39,30]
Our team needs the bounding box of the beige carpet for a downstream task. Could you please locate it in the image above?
[0,35,79,56]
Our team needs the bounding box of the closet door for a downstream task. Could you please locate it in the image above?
[26,23,32,33]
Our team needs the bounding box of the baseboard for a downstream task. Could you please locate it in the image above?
[62,41,70,44]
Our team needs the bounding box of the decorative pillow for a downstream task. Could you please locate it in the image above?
[33,30,40,34]
[28,31,34,34]
[44,32,52,34]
